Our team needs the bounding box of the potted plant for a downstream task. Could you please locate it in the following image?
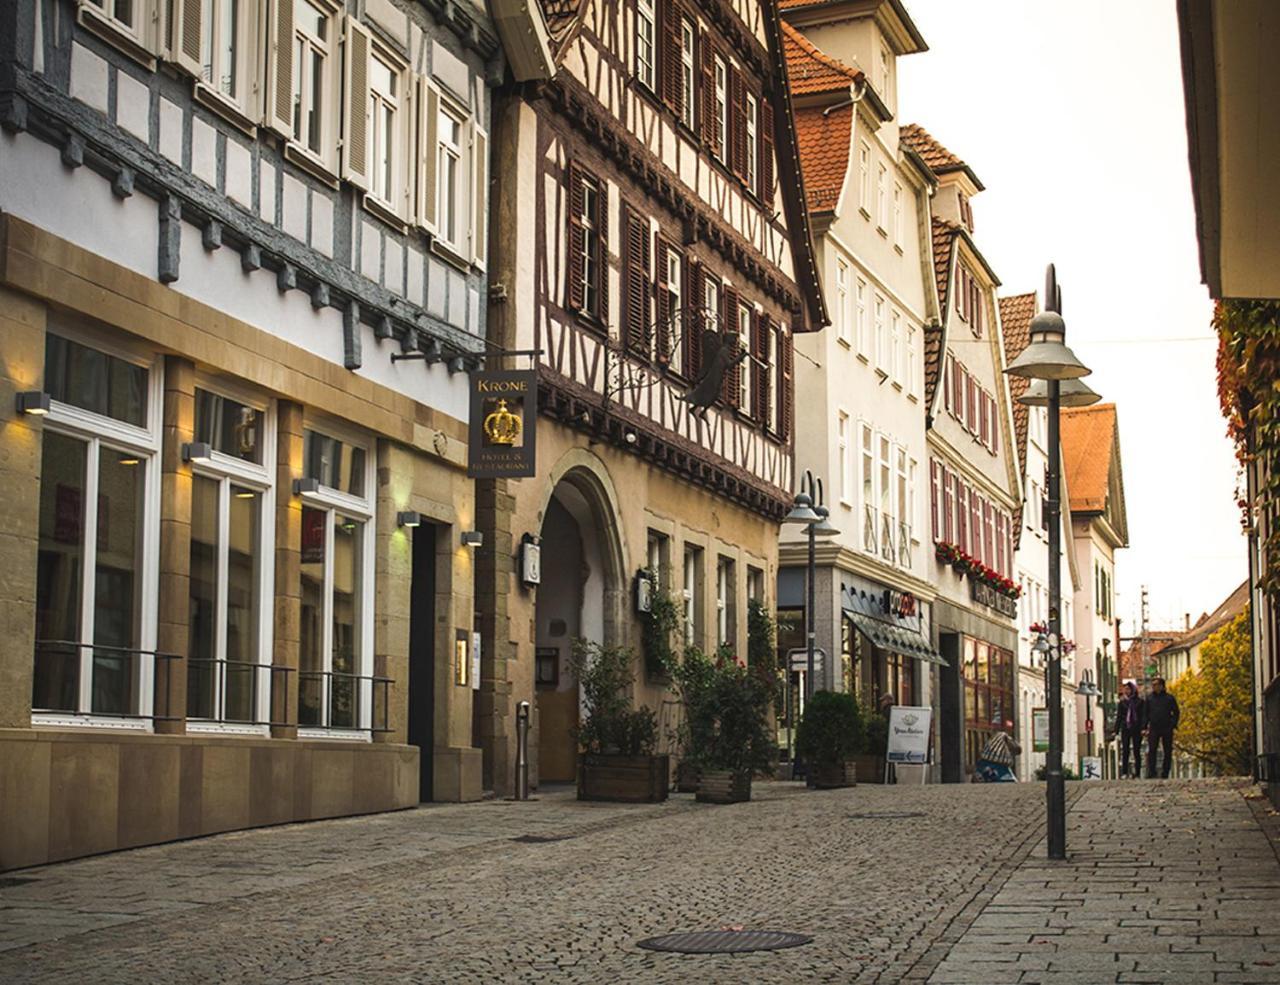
[571,640,669,802]
[676,647,775,803]
[795,690,864,788]
[851,699,889,784]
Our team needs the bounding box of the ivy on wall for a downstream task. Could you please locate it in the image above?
[1216,299,1280,593]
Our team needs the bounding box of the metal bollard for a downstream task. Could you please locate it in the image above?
[515,700,531,800]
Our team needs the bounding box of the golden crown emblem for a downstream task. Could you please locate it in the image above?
[483,399,521,446]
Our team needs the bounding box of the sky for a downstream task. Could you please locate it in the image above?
[895,0,1246,637]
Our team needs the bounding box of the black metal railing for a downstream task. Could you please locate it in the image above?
[33,640,390,731]
[297,670,393,733]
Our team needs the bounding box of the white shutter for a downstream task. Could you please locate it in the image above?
[470,122,488,269]
[416,78,440,233]
[266,0,295,137]
[172,0,204,77]
[340,15,371,190]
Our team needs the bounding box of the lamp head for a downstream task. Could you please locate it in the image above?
[812,504,840,538]
[1005,310,1092,381]
[1017,376,1101,408]
[784,492,820,525]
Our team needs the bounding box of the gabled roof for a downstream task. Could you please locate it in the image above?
[1061,404,1118,513]
[900,123,985,191]
[999,295,1036,470]
[1161,580,1250,656]
[923,218,959,409]
[782,20,863,96]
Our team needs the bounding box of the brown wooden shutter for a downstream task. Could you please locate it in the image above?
[593,181,608,325]
[685,259,704,380]
[661,0,681,115]
[655,240,672,366]
[729,68,747,179]
[721,288,740,405]
[759,96,775,208]
[624,209,651,357]
[779,325,794,441]
[566,164,586,312]
[700,37,716,149]
[753,310,769,423]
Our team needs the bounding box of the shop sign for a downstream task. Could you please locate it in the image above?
[880,589,917,620]
[886,705,932,764]
[1032,707,1049,752]
[468,370,537,478]
[970,579,1017,618]
[1080,756,1102,780]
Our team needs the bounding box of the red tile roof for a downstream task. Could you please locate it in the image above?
[924,217,960,409]
[794,105,852,212]
[782,21,863,96]
[1000,291,1038,547]
[1061,404,1118,513]
[901,123,983,189]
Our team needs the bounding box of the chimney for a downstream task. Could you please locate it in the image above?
[1184,612,1190,631]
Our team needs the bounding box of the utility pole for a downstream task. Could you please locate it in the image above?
[1140,586,1151,692]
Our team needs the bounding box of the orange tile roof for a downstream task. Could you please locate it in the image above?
[900,123,966,173]
[782,21,863,96]
[1061,403,1118,513]
[794,105,852,212]
[999,292,1037,541]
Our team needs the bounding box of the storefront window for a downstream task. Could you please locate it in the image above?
[962,636,1015,770]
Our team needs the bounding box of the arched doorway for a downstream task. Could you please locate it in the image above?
[534,466,625,783]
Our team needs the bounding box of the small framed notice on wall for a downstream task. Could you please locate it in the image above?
[535,647,559,688]
[455,630,470,687]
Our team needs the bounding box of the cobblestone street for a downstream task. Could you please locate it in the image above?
[0,780,1277,984]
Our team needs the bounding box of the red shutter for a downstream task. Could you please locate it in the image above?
[685,258,704,380]
[700,37,716,149]
[729,67,747,179]
[760,95,775,208]
[943,354,953,412]
[753,310,769,423]
[566,164,586,312]
[655,239,672,367]
[721,287,740,405]
[624,209,651,357]
[779,325,794,441]
[952,359,963,420]
[661,0,681,115]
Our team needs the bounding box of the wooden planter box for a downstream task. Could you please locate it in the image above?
[696,769,752,804]
[811,760,858,789]
[577,754,669,803]
[675,760,700,793]
[851,754,887,783]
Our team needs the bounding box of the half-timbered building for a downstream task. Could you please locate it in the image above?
[484,0,825,791]
[0,0,501,869]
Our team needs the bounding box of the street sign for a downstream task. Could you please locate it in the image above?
[1032,708,1050,753]
[1085,717,1094,733]
[1080,756,1102,780]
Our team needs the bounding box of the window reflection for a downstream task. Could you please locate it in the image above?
[304,430,365,497]
[331,515,361,728]
[225,487,259,722]
[92,449,142,714]
[33,432,87,711]
[188,475,219,719]
[44,334,146,427]
[195,389,262,463]
[299,505,326,726]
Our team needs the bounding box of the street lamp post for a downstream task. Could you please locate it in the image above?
[1006,264,1099,861]
[1078,669,1101,759]
[784,471,839,715]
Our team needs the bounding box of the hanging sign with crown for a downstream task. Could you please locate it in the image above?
[468,370,537,478]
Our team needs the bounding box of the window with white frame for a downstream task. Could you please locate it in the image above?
[878,435,892,555]
[292,0,332,158]
[32,329,161,723]
[663,244,684,376]
[704,274,720,332]
[299,425,374,730]
[187,385,273,727]
[892,181,903,248]
[636,0,656,90]
[683,544,702,644]
[679,17,696,130]
[199,0,245,101]
[859,142,871,216]
[909,458,918,541]
[765,322,778,432]
[79,0,150,51]
[647,530,668,588]
[716,556,735,647]
[436,102,466,252]
[896,446,909,542]
[874,294,887,373]
[714,55,728,161]
[855,277,868,357]
[835,258,850,345]
[737,301,753,418]
[878,42,892,103]
[860,423,873,543]
[906,325,918,397]
[891,309,902,384]
[367,50,401,209]
[838,411,851,504]
[876,163,888,231]
[747,566,764,604]
[745,92,758,194]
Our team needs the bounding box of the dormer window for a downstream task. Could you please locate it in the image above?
[878,42,892,103]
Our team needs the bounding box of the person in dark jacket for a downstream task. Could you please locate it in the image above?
[1144,677,1180,779]
[1115,681,1146,778]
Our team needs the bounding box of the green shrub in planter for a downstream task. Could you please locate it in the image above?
[569,639,657,756]
[675,646,774,780]
[796,690,864,770]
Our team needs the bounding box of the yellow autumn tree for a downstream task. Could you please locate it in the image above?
[1173,609,1252,776]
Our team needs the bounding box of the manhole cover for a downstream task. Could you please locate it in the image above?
[0,877,38,889]
[848,811,926,820]
[637,930,812,954]
[510,834,573,844]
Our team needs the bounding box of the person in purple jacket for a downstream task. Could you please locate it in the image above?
[1114,681,1146,779]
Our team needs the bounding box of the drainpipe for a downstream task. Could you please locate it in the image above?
[823,78,868,117]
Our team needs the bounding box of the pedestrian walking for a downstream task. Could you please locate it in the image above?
[1144,677,1180,779]
[1115,681,1146,778]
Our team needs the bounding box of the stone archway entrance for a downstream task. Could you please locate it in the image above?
[534,468,625,783]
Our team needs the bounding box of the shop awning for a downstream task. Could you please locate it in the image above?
[842,608,948,666]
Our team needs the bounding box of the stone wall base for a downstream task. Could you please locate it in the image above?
[0,729,420,871]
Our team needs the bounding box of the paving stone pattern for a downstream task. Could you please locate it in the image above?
[0,779,1275,984]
